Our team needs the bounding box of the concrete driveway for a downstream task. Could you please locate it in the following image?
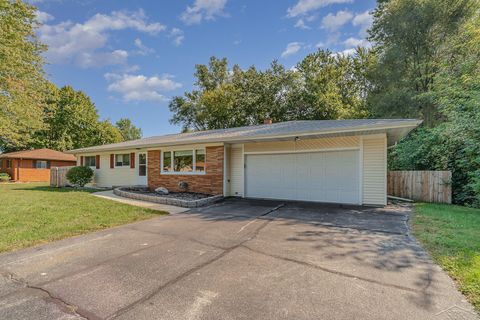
[0,199,477,320]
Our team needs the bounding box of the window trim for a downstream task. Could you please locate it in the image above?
[84,156,96,168]
[161,148,206,175]
[114,153,131,168]
[35,160,48,169]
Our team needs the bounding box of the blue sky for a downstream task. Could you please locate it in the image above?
[33,0,376,137]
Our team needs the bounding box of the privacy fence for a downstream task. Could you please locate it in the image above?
[387,170,452,204]
[50,166,74,187]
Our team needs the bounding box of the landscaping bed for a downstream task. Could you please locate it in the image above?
[114,186,223,208]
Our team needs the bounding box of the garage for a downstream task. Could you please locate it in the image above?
[245,150,360,204]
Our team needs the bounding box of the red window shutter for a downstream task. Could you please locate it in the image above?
[96,155,100,169]
[80,156,84,166]
[110,154,114,168]
[130,153,135,169]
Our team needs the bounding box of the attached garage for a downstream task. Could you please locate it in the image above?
[245,150,360,204]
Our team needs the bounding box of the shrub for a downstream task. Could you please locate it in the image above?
[0,173,10,182]
[66,166,94,187]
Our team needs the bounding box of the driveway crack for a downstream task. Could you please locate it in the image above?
[107,203,285,319]
[0,269,92,320]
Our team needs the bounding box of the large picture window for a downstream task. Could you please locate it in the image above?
[161,149,206,174]
[115,154,130,167]
[85,156,96,167]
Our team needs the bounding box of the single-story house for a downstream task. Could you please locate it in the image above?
[0,148,76,182]
[68,119,421,206]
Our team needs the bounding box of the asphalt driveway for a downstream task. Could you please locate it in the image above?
[0,199,477,320]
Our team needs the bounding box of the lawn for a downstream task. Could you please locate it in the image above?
[412,203,480,311]
[0,183,165,253]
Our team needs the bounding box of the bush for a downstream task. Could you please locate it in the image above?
[66,166,94,187]
[0,173,10,182]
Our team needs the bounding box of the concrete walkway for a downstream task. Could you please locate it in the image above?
[92,190,189,214]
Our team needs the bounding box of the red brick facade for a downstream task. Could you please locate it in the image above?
[148,146,224,195]
[0,159,75,182]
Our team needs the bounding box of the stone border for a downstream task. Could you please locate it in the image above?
[113,187,223,208]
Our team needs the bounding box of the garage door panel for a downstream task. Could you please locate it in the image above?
[245,150,359,204]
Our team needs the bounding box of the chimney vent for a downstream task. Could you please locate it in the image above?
[264,119,272,125]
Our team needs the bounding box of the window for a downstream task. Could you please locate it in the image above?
[163,151,172,172]
[195,149,205,172]
[174,150,193,172]
[161,149,206,174]
[6,159,11,169]
[139,153,146,176]
[85,156,96,167]
[35,160,48,169]
[115,154,130,167]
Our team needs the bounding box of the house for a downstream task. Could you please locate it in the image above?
[68,119,421,206]
[0,149,76,182]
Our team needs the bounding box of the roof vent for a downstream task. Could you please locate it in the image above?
[264,119,272,125]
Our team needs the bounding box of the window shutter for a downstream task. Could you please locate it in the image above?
[110,154,114,168]
[47,161,51,169]
[130,153,135,169]
[80,156,84,166]
[33,160,37,168]
[96,155,100,169]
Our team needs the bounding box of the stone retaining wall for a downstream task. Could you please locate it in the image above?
[114,187,223,208]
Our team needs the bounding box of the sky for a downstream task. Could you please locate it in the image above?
[32,0,376,137]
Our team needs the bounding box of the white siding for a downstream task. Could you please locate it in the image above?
[244,136,359,153]
[362,134,387,206]
[229,144,244,197]
[76,150,146,188]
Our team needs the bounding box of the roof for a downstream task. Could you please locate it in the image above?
[69,119,422,154]
[0,148,77,162]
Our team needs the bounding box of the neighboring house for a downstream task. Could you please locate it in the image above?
[68,119,421,206]
[0,149,76,182]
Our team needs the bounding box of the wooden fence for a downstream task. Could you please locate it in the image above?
[50,166,74,187]
[387,171,452,204]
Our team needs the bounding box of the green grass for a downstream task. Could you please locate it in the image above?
[0,183,165,253]
[412,203,480,311]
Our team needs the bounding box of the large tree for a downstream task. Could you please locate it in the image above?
[116,118,142,141]
[367,0,476,126]
[0,0,47,151]
[169,51,371,131]
[33,85,124,151]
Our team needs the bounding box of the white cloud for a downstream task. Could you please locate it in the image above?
[134,38,154,55]
[321,10,353,31]
[106,73,182,102]
[294,19,310,29]
[36,10,54,23]
[343,37,370,47]
[38,9,165,68]
[180,0,228,25]
[335,48,356,57]
[281,42,302,58]
[352,10,373,37]
[315,41,325,48]
[169,28,185,46]
[287,0,353,18]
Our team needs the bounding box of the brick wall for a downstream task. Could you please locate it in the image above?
[148,146,224,195]
[0,159,76,182]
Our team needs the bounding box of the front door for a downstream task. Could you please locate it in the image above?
[138,153,147,185]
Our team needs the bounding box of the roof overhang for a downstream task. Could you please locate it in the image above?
[68,120,422,154]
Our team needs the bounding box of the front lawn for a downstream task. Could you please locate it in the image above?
[0,183,165,253]
[412,203,480,311]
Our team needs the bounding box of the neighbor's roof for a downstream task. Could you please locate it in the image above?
[69,119,422,154]
[0,148,76,161]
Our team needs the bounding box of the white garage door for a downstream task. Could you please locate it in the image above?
[245,150,360,204]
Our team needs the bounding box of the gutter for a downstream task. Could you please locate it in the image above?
[68,120,423,154]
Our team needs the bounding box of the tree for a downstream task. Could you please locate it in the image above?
[169,52,372,131]
[389,10,480,206]
[0,0,47,151]
[367,0,476,126]
[115,118,142,141]
[34,85,124,150]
